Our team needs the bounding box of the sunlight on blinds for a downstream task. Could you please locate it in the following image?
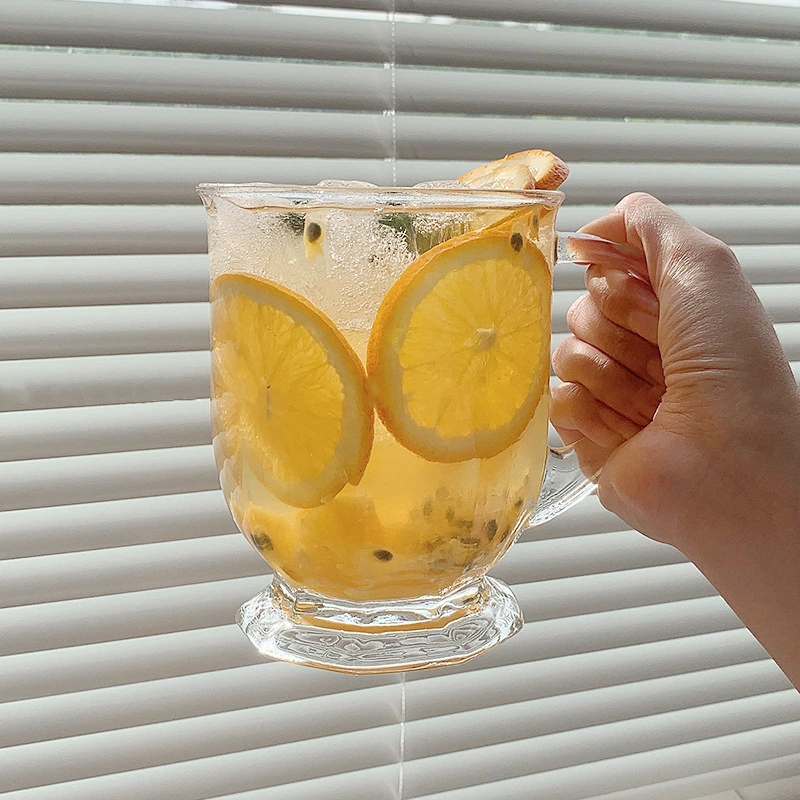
[1,1,800,799]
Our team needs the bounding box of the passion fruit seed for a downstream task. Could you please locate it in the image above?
[373,549,393,562]
[306,221,323,243]
[510,232,523,252]
[252,531,274,551]
[485,519,499,540]
[422,498,434,517]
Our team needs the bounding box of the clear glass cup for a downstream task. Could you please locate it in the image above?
[198,184,633,674]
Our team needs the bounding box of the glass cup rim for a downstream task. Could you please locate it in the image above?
[196,182,565,212]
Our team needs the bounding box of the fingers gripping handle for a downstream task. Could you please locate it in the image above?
[556,231,646,274]
[527,231,645,527]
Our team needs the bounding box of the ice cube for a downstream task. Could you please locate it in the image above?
[325,208,415,331]
[207,197,302,284]
[316,179,380,188]
[412,180,470,189]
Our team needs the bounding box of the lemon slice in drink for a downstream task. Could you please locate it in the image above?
[367,226,550,462]
[211,273,373,508]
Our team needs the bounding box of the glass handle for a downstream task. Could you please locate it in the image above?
[526,230,648,527]
[555,230,645,272]
[528,444,597,527]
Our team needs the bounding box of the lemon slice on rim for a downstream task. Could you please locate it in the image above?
[367,226,550,462]
[455,149,568,238]
[458,148,569,191]
[211,273,373,508]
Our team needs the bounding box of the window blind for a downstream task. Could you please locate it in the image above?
[2,2,800,799]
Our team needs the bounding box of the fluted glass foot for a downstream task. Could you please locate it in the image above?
[236,575,523,674]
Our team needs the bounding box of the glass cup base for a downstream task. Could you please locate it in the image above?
[236,575,523,674]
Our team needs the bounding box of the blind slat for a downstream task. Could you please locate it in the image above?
[500,532,684,585]
[195,764,399,800]
[1,0,391,63]
[3,323,796,417]
[5,2,800,79]
[0,723,401,800]
[0,303,209,360]
[406,635,773,721]
[0,400,211,462]
[403,683,798,768]
[1,625,262,703]
[3,325,795,421]
[5,102,800,162]
[0,102,392,159]
[397,70,800,124]
[7,0,800,50]
[589,755,800,800]
[405,720,800,800]
[7,49,800,124]
[1,686,401,793]
[6,155,800,207]
[1,584,742,661]
[283,0,800,39]
[0,491,236,560]
[0,293,797,366]
[1,535,262,608]
[1,662,393,748]
[0,445,218,511]
[0,253,209,307]
[1,576,267,656]
[0,535,695,612]
[0,351,210,412]
[512,562,716,620]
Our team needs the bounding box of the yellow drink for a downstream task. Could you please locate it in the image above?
[214,350,549,602]
[208,201,553,603]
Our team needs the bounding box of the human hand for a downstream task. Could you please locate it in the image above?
[552,192,800,549]
[550,192,800,687]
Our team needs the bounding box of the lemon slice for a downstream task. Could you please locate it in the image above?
[211,273,373,508]
[458,148,569,191]
[455,149,567,237]
[367,227,550,462]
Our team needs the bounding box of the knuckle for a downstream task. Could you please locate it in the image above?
[589,274,626,318]
[571,340,610,377]
[552,380,582,407]
[551,337,572,373]
[617,191,659,210]
[565,293,590,330]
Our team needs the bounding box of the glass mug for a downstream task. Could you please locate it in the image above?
[198,184,636,674]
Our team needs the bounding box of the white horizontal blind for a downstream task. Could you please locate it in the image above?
[1,2,800,799]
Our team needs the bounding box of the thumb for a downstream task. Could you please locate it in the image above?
[579,192,744,306]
